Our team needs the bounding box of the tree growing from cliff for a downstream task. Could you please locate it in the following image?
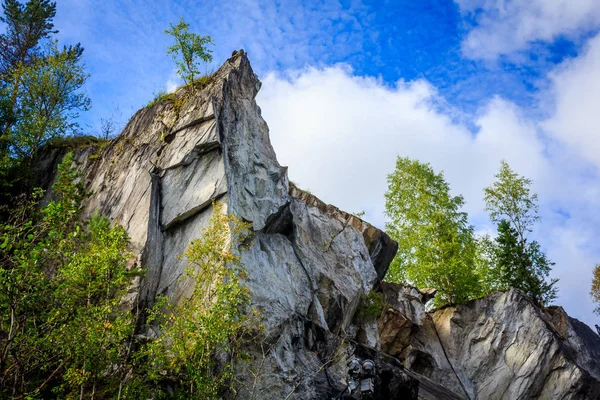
[0,153,134,398]
[165,17,214,87]
[484,161,558,305]
[384,157,482,306]
[126,201,262,399]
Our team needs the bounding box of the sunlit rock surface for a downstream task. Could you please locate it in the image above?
[378,285,600,400]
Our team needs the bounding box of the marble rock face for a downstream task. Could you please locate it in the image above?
[377,285,600,400]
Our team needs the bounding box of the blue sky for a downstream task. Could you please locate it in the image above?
[48,0,598,126]
[22,0,600,327]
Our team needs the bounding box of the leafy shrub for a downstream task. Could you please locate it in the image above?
[356,290,386,322]
[125,201,262,399]
[0,154,261,399]
[0,152,134,398]
[146,89,170,108]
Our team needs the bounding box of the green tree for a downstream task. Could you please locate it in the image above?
[494,220,557,305]
[7,41,90,158]
[0,0,57,140]
[165,17,214,87]
[0,0,89,207]
[126,201,261,399]
[384,157,481,306]
[484,161,558,305]
[0,153,134,398]
[590,264,600,315]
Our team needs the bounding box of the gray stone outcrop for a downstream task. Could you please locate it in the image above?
[36,50,412,399]
[378,285,600,400]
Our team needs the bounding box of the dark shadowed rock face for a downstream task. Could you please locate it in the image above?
[35,51,415,399]
[377,284,600,400]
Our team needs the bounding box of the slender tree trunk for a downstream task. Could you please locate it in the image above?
[2,73,20,139]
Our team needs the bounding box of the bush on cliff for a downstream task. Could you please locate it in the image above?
[125,201,262,399]
[0,153,134,398]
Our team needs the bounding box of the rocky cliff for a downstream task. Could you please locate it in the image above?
[36,51,600,399]
[378,283,600,399]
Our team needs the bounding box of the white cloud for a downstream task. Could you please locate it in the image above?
[455,0,600,59]
[164,69,185,94]
[167,79,181,93]
[258,66,547,228]
[257,44,600,327]
[544,35,600,167]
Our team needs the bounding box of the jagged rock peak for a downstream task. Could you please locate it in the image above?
[378,284,600,399]
[36,51,413,399]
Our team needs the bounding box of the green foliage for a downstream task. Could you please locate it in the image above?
[45,134,106,150]
[384,157,481,306]
[0,0,90,207]
[0,156,261,398]
[165,17,214,87]
[0,153,134,398]
[127,201,261,399]
[146,89,169,108]
[483,162,558,305]
[473,234,504,295]
[0,0,57,76]
[356,291,386,321]
[0,0,58,203]
[6,41,90,158]
[590,264,600,315]
[192,71,214,87]
[484,161,538,243]
[52,215,134,398]
[493,220,557,305]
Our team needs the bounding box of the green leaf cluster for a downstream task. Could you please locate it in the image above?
[590,265,600,315]
[124,201,262,399]
[356,290,386,321]
[7,42,90,159]
[165,17,214,88]
[384,157,481,306]
[0,152,134,398]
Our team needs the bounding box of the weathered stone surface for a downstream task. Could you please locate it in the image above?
[377,285,600,400]
[290,184,397,284]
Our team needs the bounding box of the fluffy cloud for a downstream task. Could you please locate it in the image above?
[256,36,600,326]
[258,66,547,227]
[544,35,600,167]
[455,0,600,59]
